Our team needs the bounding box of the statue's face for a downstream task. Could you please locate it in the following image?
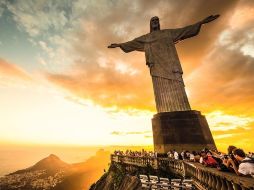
[150,16,160,31]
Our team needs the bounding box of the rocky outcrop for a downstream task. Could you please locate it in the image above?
[118,175,142,190]
[90,163,142,190]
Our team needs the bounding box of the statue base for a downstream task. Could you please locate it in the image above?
[152,110,216,153]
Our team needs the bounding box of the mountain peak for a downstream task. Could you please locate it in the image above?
[37,154,60,162]
[11,154,70,175]
[48,154,60,159]
[33,154,69,171]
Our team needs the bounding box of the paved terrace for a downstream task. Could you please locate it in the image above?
[111,155,254,190]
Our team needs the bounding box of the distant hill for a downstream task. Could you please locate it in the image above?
[0,146,151,190]
[11,154,70,175]
[0,149,111,190]
[53,149,111,190]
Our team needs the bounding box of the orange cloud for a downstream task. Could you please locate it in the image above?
[46,54,155,111]
[0,58,31,82]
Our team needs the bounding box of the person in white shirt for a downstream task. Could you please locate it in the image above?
[199,156,203,164]
[181,150,186,160]
[232,149,254,177]
[189,153,195,161]
[167,151,173,158]
[173,150,179,160]
[154,151,158,158]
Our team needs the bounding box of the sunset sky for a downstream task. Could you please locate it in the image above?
[0,0,254,152]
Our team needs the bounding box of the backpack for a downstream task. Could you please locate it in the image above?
[241,157,254,164]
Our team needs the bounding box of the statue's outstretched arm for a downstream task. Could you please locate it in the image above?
[172,14,220,43]
[108,43,120,48]
[108,37,145,53]
[200,15,220,25]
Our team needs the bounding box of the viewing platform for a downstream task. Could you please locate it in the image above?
[111,155,254,190]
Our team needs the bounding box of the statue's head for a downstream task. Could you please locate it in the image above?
[150,16,160,32]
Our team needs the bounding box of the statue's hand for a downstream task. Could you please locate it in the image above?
[108,43,120,48]
[201,14,220,24]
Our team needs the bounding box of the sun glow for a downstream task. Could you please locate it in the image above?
[0,82,154,146]
[206,111,254,152]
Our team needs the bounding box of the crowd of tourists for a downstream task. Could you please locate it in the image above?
[114,149,158,158]
[169,147,254,178]
[113,146,254,178]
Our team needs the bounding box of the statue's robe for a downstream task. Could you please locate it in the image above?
[119,22,202,112]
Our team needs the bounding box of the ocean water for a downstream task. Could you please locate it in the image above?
[0,144,102,177]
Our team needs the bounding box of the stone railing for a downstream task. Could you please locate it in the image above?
[183,161,254,190]
[111,155,158,169]
[157,157,185,177]
[111,155,254,190]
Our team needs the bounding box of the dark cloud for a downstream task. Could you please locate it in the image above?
[186,1,254,115]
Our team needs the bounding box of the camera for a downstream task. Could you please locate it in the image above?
[223,155,229,159]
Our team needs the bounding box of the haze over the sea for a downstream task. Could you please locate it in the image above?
[0,144,101,176]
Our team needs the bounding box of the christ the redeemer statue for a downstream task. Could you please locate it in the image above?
[108,15,219,113]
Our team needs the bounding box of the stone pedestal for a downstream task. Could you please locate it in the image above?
[152,110,216,153]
